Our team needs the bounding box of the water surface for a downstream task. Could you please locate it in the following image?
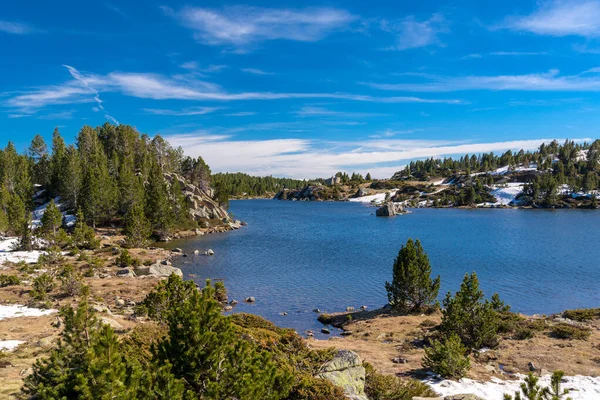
[165,200,600,337]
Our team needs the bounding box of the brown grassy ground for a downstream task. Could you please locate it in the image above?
[309,309,600,381]
[0,234,172,399]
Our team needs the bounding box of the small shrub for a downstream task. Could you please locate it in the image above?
[30,273,55,301]
[562,308,600,322]
[346,314,353,321]
[59,264,82,297]
[0,274,22,287]
[551,323,591,340]
[513,326,535,340]
[214,281,227,302]
[364,362,437,399]
[420,319,438,328]
[422,333,470,379]
[117,249,133,268]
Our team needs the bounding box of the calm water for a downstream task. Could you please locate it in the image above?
[165,200,600,337]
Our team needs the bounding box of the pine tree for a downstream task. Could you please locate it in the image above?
[365,172,372,181]
[145,162,173,237]
[441,272,499,350]
[123,203,151,248]
[155,277,293,399]
[41,199,63,240]
[60,145,83,209]
[72,209,99,250]
[422,333,470,379]
[6,193,26,235]
[50,128,67,197]
[385,239,441,314]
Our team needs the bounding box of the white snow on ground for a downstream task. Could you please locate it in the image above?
[490,183,524,206]
[0,304,56,321]
[348,190,397,204]
[425,374,600,400]
[0,237,45,265]
[31,196,76,229]
[472,164,538,177]
[0,340,25,351]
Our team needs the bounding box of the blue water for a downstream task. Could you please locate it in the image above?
[166,200,600,337]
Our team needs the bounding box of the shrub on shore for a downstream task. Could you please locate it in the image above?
[551,323,592,340]
[364,362,438,399]
[440,272,500,350]
[422,333,470,380]
[562,308,600,322]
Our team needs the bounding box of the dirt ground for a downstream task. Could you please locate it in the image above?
[309,309,600,381]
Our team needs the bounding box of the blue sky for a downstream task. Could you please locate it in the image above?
[1,0,600,178]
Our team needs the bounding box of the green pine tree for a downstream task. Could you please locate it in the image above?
[72,209,99,250]
[385,238,441,314]
[123,203,151,248]
[41,199,63,241]
[440,272,499,350]
[422,333,470,379]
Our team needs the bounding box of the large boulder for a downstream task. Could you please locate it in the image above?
[316,350,368,400]
[135,262,183,278]
[375,202,405,217]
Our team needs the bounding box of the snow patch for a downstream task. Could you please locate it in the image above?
[0,237,45,265]
[348,190,397,204]
[31,196,76,229]
[425,374,600,400]
[0,304,57,321]
[0,340,25,352]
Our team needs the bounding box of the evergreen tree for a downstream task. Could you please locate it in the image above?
[145,162,173,236]
[385,239,440,313]
[40,199,63,240]
[123,203,151,248]
[365,172,372,181]
[422,333,470,379]
[440,273,499,350]
[72,209,99,250]
[50,128,67,196]
[57,145,82,209]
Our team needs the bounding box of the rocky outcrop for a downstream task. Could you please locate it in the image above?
[164,173,231,222]
[316,350,367,400]
[274,185,346,201]
[353,188,369,198]
[375,202,406,216]
[413,396,485,400]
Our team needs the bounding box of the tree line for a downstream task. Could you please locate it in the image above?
[0,124,215,242]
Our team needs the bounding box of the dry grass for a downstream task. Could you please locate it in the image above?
[309,309,600,380]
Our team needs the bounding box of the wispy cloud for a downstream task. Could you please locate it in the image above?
[381,13,448,50]
[241,68,274,75]
[163,6,356,50]
[64,65,119,124]
[106,3,127,19]
[179,62,228,73]
[462,51,547,60]
[143,106,221,116]
[364,68,600,92]
[0,20,35,35]
[166,133,590,179]
[295,106,387,118]
[224,112,257,116]
[369,129,420,138]
[504,0,600,37]
[3,66,462,114]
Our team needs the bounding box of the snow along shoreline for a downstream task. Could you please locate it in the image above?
[424,374,600,400]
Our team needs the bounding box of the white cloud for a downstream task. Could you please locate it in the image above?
[165,133,589,179]
[163,6,356,49]
[143,106,221,116]
[489,51,548,56]
[224,112,256,116]
[369,129,420,139]
[364,68,600,92]
[295,106,387,117]
[382,13,448,50]
[3,66,461,114]
[505,0,600,37]
[241,68,274,75]
[0,20,34,35]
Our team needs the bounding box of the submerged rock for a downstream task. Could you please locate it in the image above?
[316,350,367,400]
[244,297,256,303]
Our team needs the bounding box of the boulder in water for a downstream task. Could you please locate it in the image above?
[375,202,405,217]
